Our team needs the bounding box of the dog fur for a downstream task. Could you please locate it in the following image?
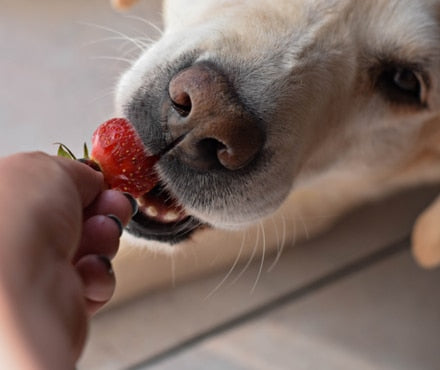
[113,0,440,268]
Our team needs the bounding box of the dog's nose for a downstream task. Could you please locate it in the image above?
[167,63,265,171]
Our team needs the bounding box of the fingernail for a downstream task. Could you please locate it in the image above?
[107,214,123,237]
[123,192,139,217]
[77,158,101,172]
[98,255,113,275]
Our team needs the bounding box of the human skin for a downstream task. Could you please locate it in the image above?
[0,152,134,369]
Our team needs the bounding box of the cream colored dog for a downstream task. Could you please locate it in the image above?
[112,0,440,268]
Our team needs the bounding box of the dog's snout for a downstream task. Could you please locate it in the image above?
[167,63,264,171]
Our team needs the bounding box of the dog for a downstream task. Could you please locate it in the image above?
[111,0,440,268]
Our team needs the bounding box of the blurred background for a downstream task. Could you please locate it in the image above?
[0,0,162,157]
[2,1,440,370]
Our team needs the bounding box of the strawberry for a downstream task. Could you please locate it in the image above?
[57,118,159,198]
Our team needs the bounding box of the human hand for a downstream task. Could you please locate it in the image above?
[0,152,136,369]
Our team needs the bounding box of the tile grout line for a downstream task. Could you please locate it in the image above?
[127,237,410,370]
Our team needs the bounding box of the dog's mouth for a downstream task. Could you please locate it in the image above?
[138,183,186,224]
[127,181,204,244]
[123,129,205,243]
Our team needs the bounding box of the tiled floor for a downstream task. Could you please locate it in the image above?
[3,2,440,370]
[144,249,440,370]
[78,186,440,370]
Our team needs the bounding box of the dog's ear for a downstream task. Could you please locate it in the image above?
[111,0,139,11]
[411,115,440,268]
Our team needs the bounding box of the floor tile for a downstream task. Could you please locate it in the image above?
[79,186,439,369]
[148,251,440,370]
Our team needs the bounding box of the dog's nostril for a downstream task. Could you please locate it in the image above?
[170,91,192,117]
[167,63,265,171]
[196,138,227,166]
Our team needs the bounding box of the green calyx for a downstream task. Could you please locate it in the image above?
[55,142,90,160]
[55,142,100,172]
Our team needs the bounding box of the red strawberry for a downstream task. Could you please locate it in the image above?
[89,118,159,197]
[57,118,159,197]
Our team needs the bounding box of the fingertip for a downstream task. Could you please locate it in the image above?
[122,192,139,218]
[74,215,121,262]
[106,214,124,237]
[75,255,116,315]
[84,189,135,226]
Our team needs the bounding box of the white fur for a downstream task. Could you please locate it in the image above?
[117,0,440,266]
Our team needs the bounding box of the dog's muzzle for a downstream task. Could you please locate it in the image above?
[126,62,266,243]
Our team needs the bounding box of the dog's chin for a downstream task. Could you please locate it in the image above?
[125,183,205,245]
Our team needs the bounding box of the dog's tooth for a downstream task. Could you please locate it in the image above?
[146,206,159,218]
[163,211,179,222]
[137,197,147,206]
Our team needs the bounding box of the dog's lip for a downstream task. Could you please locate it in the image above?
[128,210,202,242]
[127,182,204,243]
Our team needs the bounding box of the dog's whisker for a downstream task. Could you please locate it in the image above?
[79,21,147,51]
[251,222,266,294]
[113,36,152,56]
[267,214,288,272]
[297,211,310,240]
[89,55,134,64]
[230,226,260,286]
[292,215,299,245]
[87,88,117,106]
[115,42,149,58]
[205,231,247,299]
[121,42,154,59]
[170,252,176,288]
[266,216,280,269]
[136,36,156,44]
[123,14,164,36]
[272,216,281,253]
[120,46,144,60]
[81,36,151,50]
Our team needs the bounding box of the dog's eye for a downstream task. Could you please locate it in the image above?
[394,69,419,93]
[376,66,427,107]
